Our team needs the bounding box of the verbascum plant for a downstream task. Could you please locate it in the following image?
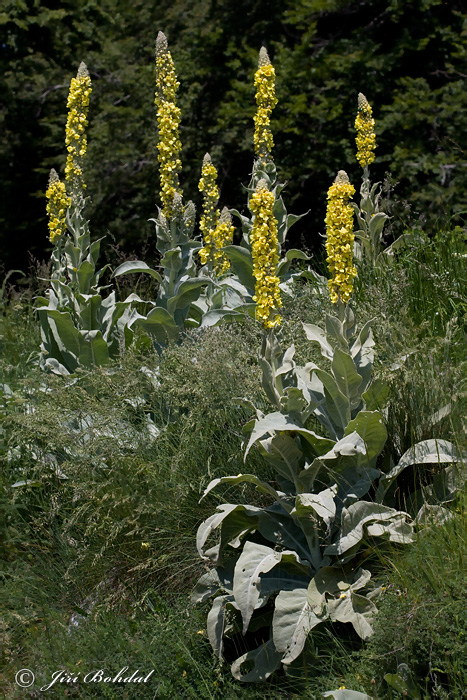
[353,93,392,265]
[64,62,92,200]
[155,31,182,218]
[46,169,70,245]
[355,93,376,169]
[249,180,282,328]
[212,207,234,276]
[223,47,309,314]
[198,153,220,268]
[253,47,278,164]
[325,170,357,304]
[37,63,136,374]
[114,34,207,346]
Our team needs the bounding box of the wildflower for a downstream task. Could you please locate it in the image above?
[198,153,220,265]
[253,47,278,162]
[325,170,357,304]
[249,179,282,328]
[155,31,182,217]
[355,93,376,168]
[46,169,70,243]
[64,62,92,198]
[141,542,150,550]
[211,207,234,276]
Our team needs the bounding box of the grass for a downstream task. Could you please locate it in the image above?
[0,219,465,698]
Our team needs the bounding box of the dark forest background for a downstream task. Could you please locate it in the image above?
[1,0,466,273]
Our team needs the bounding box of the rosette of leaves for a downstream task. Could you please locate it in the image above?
[113,194,208,348]
[193,306,461,681]
[37,195,138,375]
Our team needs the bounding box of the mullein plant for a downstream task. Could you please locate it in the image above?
[352,93,391,265]
[193,160,462,683]
[37,63,137,374]
[224,47,309,309]
[113,32,207,346]
[198,153,233,276]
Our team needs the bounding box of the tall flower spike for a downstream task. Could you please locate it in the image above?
[325,170,357,304]
[198,153,220,267]
[64,62,92,199]
[155,31,182,217]
[250,179,282,328]
[46,169,70,243]
[212,207,234,276]
[355,93,376,168]
[253,47,278,162]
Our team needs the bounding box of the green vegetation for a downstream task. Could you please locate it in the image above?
[1,222,465,696]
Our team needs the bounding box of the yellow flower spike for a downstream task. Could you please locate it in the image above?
[355,93,376,168]
[64,62,92,198]
[325,170,357,305]
[212,207,234,276]
[46,169,70,243]
[155,31,182,217]
[198,153,220,266]
[253,47,278,162]
[249,179,282,328]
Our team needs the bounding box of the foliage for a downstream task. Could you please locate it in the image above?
[193,301,461,681]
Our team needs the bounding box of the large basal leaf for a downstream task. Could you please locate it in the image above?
[256,508,313,564]
[200,473,284,503]
[272,587,322,663]
[324,502,413,558]
[376,439,462,503]
[113,260,162,283]
[196,504,261,561]
[259,432,304,486]
[233,542,284,633]
[231,639,282,682]
[327,590,377,640]
[344,411,387,467]
[207,594,236,659]
[244,411,335,461]
[167,278,207,315]
[79,329,110,367]
[130,306,179,346]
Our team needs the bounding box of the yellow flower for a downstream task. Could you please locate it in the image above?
[199,156,233,275]
[355,93,376,168]
[249,180,282,328]
[253,47,278,162]
[325,171,357,304]
[46,169,70,243]
[155,31,182,217]
[64,62,92,197]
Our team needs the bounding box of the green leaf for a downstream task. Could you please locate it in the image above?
[313,369,351,434]
[234,542,283,632]
[344,411,387,467]
[131,307,179,346]
[362,379,390,411]
[223,245,255,291]
[245,411,335,460]
[302,323,334,360]
[196,504,260,561]
[77,260,95,293]
[167,278,206,315]
[200,473,283,503]
[113,260,162,283]
[207,594,236,658]
[376,439,462,502]
[273,587,322,663]
[325,502,413,557]
[231,639,282,682]
[331,349,363,409]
